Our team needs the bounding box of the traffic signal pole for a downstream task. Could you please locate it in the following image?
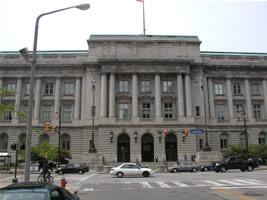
[57,105,62,168]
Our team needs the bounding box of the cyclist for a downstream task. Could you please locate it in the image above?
[40,159,53,182]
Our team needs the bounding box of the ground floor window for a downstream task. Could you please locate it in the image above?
[0,133,8,151]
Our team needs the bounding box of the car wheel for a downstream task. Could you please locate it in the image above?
[116,172,124,178]
[203,167,208,172]
[220,166,227,172]
[247,165,254,172]
[59,171,63,175]
[172,168,178,173]
[78,170,83,175]
[192,168,197,172]
[143,171,150,177]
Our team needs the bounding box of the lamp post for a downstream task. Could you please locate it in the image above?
[89,77,97,153]
[241,105,249,155]
[201,83,211,151]
[20,3,90,182]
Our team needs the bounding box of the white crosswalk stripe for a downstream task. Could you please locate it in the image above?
[219,180,247,186]
[155,182,171,188]
[203,180,226,186]
[172,181,189,187]
[140,182,153,188]
[234,179,262,185]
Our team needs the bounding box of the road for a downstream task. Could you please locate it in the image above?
[1,170,267,200]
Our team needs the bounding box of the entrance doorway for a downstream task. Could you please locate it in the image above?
[117,134,130,162]
[165,133,177,162]
[141,134,154,162]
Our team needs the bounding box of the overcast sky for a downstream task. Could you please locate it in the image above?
[1,0,267,53]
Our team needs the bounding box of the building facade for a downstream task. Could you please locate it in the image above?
[0,35,267,164]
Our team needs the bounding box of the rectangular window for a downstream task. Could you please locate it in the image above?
[141,81,151,93]
[6,83,16,92]
[164,102,173,119]
[118,103,128,119]
[215,104,225,121]
[163,81,172,93]
[141,103,151,119]
[214,83,224,95]
[4,111,12,121]
[220,139,228,149]
[253,104,262,121]
[62,104,73,121]
[259,136,265,145]
[25,83,30,96]
[234,104,245,121]
[64,82,74,96]
[199,139,203,150]
[195,106,200,116]
[233,83,242,95]
[119,81,128,93]
[44,82,54,95]
[251,83,260,96]
[41,104,53,121]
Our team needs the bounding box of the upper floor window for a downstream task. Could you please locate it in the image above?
[233,83,242,96]
[119,81,128,93]
[141,103,151,119]
[62,104,73,121]
[164,102,173,119]
[6,83,16,92]
[44,82,54,95]
[253,104,262,121]
[141,81,151,93]
[118,103,128,119]
[251,83,261,96]
[234,104,245,121]
[163,81,172,93]
[25,83,30,96]
[214,83,224,95]
[195,106,200,117]
[63,82,74,96]
[215,104,225,121]
[41,104,53,121]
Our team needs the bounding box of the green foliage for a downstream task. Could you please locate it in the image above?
[223,144,267,161]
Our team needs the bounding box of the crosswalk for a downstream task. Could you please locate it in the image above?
[81,179,267,192]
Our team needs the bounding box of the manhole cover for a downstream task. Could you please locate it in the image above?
[244,191,264,197]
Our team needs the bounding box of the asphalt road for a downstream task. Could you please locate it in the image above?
[1,170,267,200]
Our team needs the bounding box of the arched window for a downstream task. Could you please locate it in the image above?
[61,134,70,151]
[259,132,266,145]
[39,134,49,144]
[220,133,228,149]
[0,133,8,151]
[240,132,248,146]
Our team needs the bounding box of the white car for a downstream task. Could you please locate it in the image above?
[110,163,154,178]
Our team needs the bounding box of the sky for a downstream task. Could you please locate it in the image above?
[1,0,267,53]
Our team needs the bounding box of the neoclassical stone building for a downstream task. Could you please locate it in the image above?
[0,35,267,164]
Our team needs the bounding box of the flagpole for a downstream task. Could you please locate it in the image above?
[142,0,146,35]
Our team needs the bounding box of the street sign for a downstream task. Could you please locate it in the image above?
[190,128,204,135]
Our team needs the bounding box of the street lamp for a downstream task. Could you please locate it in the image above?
[89,77,97,153]
[201,83,211,151]
[20,3,90,182]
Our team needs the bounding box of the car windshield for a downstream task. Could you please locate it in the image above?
[0,189,48,200]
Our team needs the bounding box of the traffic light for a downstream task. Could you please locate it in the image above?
[43,122,51,133]
[184,128,190,137]
[51,124,58,134]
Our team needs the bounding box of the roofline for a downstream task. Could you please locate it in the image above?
[0,50,88,55]
[201,51,267,56]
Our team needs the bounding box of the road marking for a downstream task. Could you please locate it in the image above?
[140,182,153,188]
[203,180,226,186]
[172,181,189,187]
[215,188,256,200]
[219,180,246,186]
[83,188,94,192]
[155,181,171,188]
[234,179,262,185]
[78,174,98,185]
[212,185,267,190]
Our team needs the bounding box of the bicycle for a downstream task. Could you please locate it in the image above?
[37,171,54,184]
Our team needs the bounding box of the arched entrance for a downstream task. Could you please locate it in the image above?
[165,133,177,161]
[141,134,154,162]
[117,134,130,162]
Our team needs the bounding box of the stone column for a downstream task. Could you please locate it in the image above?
[262,79,267,120]
[14,78,22,121]
[208,78,215,119]
[177,74,184,118]
[109,74,115,118]
[54,78,61,114]
[226,78,234,120]
[74,78,81,120]
[132,74,139,121]
[185,74,192,117]
[33,78,42,121]
[100,74,107,118]
[155,74,162,120]
[245,79,253,121]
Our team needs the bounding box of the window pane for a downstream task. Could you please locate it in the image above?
[45,83,54,95]
[253,104,262,121]
[141,81,150,93]
[62,104,73,121]
[216,105,225,121]
[64,82,74,95]
[214,83,224,95]
[119,81,128,92]
[163,81,172,93]
[119,103,128,119]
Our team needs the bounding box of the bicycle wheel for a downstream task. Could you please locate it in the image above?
[37,175,45,182]
[47,175,54,184]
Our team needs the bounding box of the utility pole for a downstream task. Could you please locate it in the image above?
[57,104,62,168]
[89,77,97,153]
[242,105,249,155]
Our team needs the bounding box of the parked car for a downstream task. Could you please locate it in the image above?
[214,156,258,172]
[55,163,89,175]
[199,162,215,172]
[110,163,154,178]
[168,162,200,173]
[0,182,80,200]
